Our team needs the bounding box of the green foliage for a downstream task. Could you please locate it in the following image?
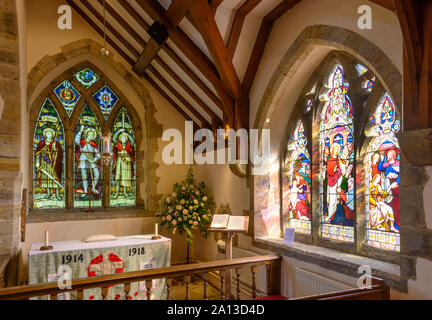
[157,168,216,243]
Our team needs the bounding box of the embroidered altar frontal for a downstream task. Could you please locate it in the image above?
[28,236,172,300]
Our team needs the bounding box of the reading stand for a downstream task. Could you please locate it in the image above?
[208,228,248,299]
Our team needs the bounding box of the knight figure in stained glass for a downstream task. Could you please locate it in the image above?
[110,108,136,207]
[54,80,81,117]
[93,85,119,120]
[319,65,355,242]
[74,105,102,208]
[33,99,65,209]
[74,68,99,89]
[282,121,311,234]
[365,93,400,251]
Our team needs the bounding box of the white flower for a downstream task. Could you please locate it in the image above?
[180,199,185,204]
[202,196,208,202]
[165,197,171,203]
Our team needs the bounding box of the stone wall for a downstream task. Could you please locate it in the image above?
[0,0,22,285]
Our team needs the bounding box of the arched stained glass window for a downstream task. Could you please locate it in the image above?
[110,107,137,207]
[73,105,103,209]
[93,85,119,120]
[74,68,99,89]
[320,65,355,242]
[33,99,65,209]
[54,80,81,117]
[282,121,311,234]
[365,93,400,251]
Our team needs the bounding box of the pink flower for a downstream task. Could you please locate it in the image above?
[193,221,198,226]
[180,199,185,205]
[193,199,198,205]
[183,209,188,215]
[165,197,171,203]
[202,196,208,202]
[166,215,172,221]
[172,220,177,225]
[195,191,200,196]
[190,185,195,189]
[176,205,182,211]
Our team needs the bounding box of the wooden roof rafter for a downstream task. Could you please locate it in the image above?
[133,0,194,75]
[135,0,235,125]
[67,0,204,129]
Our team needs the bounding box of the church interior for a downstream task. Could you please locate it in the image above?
[0,0,431,301]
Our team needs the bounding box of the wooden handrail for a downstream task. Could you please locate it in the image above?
[0,255,281,300]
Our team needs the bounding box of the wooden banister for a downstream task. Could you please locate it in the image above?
[0,255,281,300]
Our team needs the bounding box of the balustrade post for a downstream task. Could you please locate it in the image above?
[219,271,225,300]
[235,269,241,300]
[146,280,152,300]
[77,290,84,301]
[266,262,281,296]
[167,279,172,300]
[124,282,131,300]
[101,286,109,300]
[184,275,191,300]
[251,266,257,299]
[202,273,208,300]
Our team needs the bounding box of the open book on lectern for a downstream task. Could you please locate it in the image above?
[210,214,249,231]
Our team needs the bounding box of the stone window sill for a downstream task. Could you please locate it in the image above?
[253,237,405,291]
[28,207,155,223]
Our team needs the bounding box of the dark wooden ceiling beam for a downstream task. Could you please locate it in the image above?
[188,0,242,100]
[142,73,199,128]
[148,65,211,129]
[133,0,194,75]
[394,0,431,130]
[369,0,396,12]
[135,0,234,125]
[154,57,220,122]
[73,0,140,58]
[226,0,263,59]
[66,0,135,65]
[116,0,224,112]
[243,0,300,95]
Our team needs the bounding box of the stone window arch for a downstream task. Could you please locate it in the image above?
[29,61,145,214]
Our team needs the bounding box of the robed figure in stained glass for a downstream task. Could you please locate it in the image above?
[282,121,312,234]
[112,130,135,199]
[110,108,136,207]
[35,128,64,200]
[33,99,65,209]
[365,93,400,251]
[320,65,355,242]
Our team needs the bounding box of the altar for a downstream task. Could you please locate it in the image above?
[28,236,172,300]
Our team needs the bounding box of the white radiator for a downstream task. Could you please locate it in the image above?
[294,267,352,298]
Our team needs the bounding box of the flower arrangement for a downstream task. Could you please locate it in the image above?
[158,168,216,244]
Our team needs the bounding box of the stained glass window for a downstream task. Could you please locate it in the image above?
[93,85,119,120]
[365,93,400,251]
[319,65,355,242]
[110,107,137,207]
[362,76,376,93]
[74,68,99,89]
[73,105,103,209]
[305,99,313,113]
[33,99,65,209]
[54,80,81,117]
[355,64,368,76]
[282,121,311,234]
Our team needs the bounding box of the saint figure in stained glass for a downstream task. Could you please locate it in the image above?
[93,85,119,120]
[54,80,81,117]
[110,108,136,207]
[365,93,400,251]
[33,99,65,209]
[74,105,102,208]
[319,65,355,242]
[74,68,99,89]
[282,121,311,234]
